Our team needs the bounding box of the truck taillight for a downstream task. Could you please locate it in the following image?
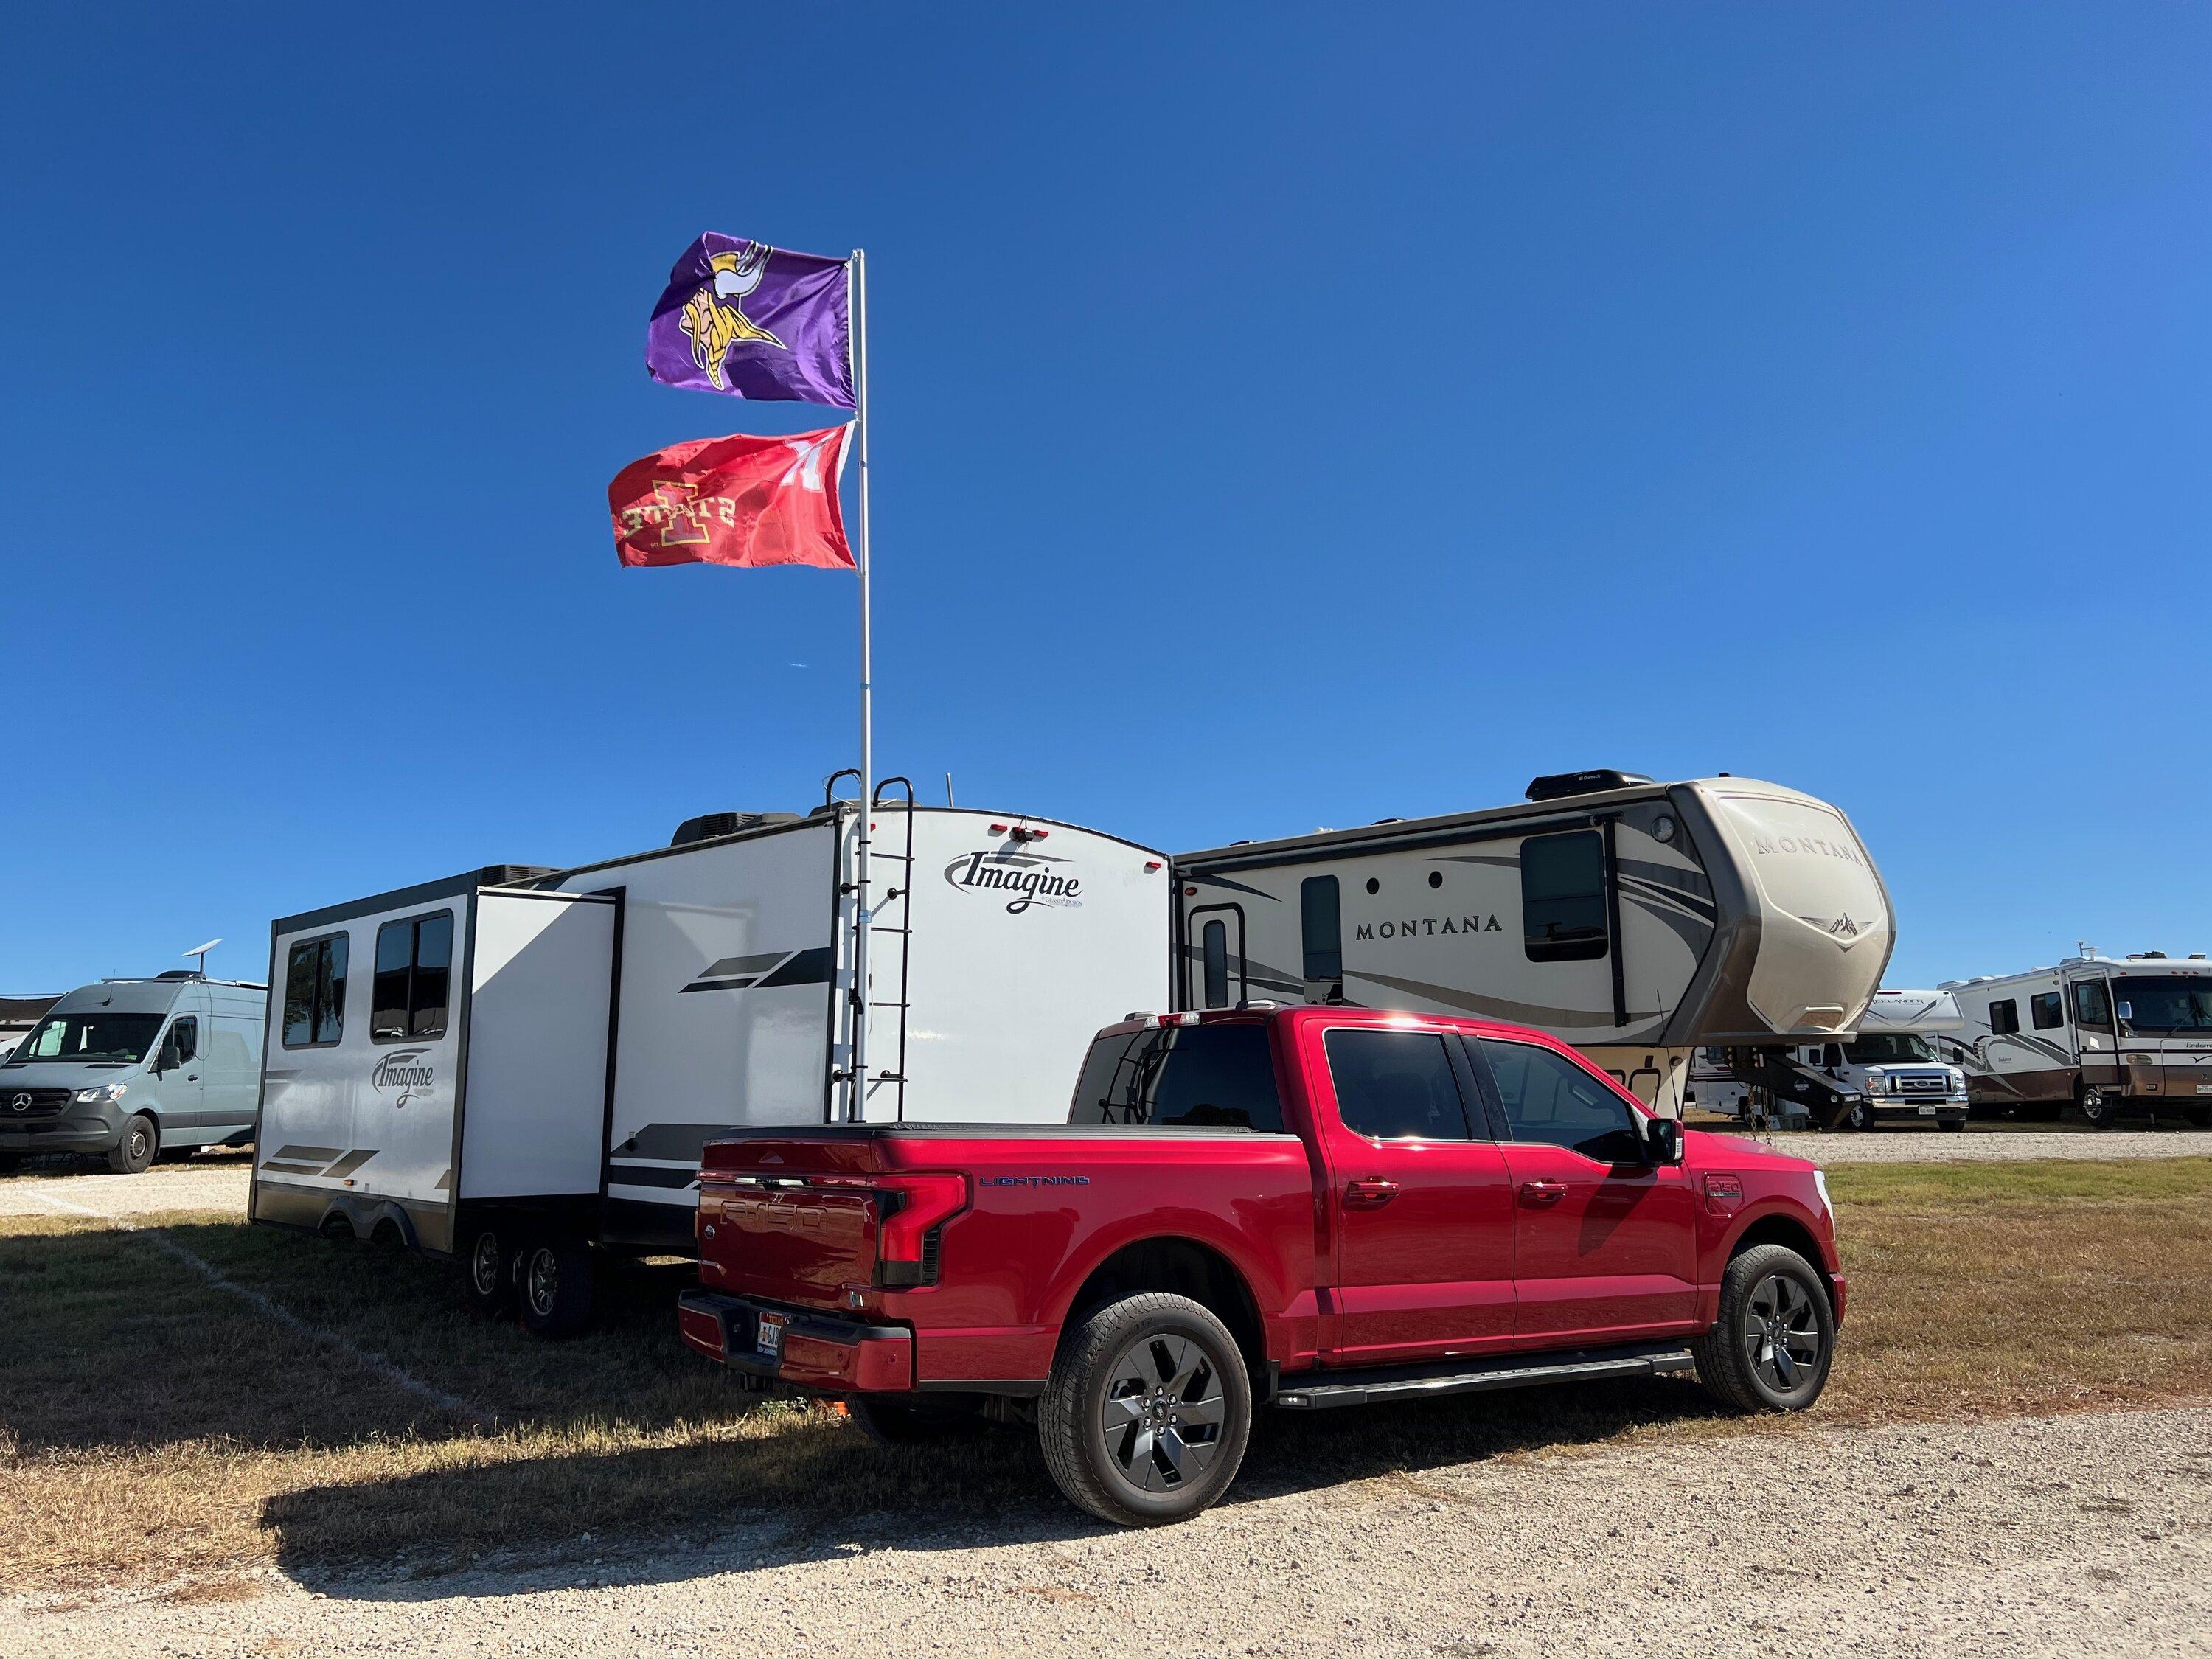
[874,1173,967,1287]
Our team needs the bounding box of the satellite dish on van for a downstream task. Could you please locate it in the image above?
[183,939,222,978]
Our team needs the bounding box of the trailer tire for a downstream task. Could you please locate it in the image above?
[459,1222,515,1319]
[2076,1083,2118,1129]
[107,1114,158,1175]
[517,1234,596,1339]
[847,1393,986,1446]
[1038,1292,1251,1527]
[1847,1098,1875,1133]
[1691,1243,1834,1414]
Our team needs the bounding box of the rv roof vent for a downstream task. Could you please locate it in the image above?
[671,810,801,847]
[1525,769,1655,802]
[2193,954,2207,961]
[478,864,557,887]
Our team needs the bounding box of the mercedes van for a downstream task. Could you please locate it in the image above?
[0,975,266,1172]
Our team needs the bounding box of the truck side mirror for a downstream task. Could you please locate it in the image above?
[1645,1116,1684,1166]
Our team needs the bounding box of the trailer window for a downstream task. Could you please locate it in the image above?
[1479,1037,1641,1164]
[2031,992,2063,1030]
[1324,1029,1473,1141]
[2072,981,2112,1028]
[282,934,349,1048]
[372,911,454,1041]
[1988,999,2019,1036]
[1301,876,1342,984]
[1521,831,1607,964]
[1070,1022,1284,1132]
[1201,920,1229,1008]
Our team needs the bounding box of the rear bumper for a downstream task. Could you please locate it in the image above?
[678,1289,914,1394]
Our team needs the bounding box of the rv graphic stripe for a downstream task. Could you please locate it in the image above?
[681,947,835,994]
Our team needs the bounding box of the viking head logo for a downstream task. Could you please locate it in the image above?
[680,243,787,389]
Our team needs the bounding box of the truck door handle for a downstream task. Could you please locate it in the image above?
[1519,1179,1567,1206]
[1343,1178,1399,1208]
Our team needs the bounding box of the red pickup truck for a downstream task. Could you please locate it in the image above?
[679,1006,1843,1525]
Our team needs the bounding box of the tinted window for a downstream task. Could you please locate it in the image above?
[1844,1033,1933,1064]
[2073,981,2112,1027]
[1324,1028,1471,1141]
[282,934,348,1048]
[165,1016,198,1063]
[2031,991,2063,1031]
[1989,999,2019,1036]
[1301,877,1343,983]
[2111,975,2212,1032]
[1201,920,1228,1009]
[1069,1022,1284,1132]
[1481,1037,1642,1163]
[1522,831,1607,963]
[373,911,454,1041]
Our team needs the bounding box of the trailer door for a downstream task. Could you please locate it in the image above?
[459,890,617,1201]
[1189,905,1245,1009]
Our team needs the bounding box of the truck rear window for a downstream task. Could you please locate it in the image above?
[1069,1023,1284,1133]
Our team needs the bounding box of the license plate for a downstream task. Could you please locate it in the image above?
[756,1310,785,1359]
[1917,1104,1937,1116]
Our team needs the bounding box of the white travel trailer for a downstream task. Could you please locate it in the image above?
[1938,951,2212,1128]
[251,796,1171,1333]
[1174,771,1894,1119]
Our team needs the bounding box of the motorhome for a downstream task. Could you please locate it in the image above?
[1,995,60,1062]
[1173,771,1894,1119]
[1939,952,2212,1127]
[251,793,1172,1334]
[1,975,265,1171]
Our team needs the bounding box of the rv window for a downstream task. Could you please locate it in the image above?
[2031,992,2063,1031]
[1301,877,1343,984]
[281,934,348,1048]
[1521,831,1608,964]
[1478,1037,1642,1164]
[1201,920,1229,1009]
[1068,1022,1284,1132]
[2072,981,2112,1028]
[1325,1029,1472,1141]
[2109,975,2212,1032]
[373,911,454,1042]
[1988,999,2019,1036]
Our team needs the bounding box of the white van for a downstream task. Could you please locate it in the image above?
[0,975,266,1172]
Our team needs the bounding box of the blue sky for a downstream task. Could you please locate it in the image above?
[3,4,2207,992]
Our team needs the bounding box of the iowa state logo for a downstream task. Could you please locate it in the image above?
[944,849,1084,914]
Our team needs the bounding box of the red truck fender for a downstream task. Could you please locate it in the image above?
[1699,1195,1846,1329]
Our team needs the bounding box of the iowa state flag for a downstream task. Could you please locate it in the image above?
[608,427,854,571]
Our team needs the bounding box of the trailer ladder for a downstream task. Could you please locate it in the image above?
[869,778,918,1121]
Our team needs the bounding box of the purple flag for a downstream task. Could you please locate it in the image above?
[646,233,855,410]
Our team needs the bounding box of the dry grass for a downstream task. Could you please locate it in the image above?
[3,1157,2209,1596]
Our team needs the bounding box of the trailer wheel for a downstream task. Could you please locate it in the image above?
[1038,1293,1251,1527]
[1847,1098,1875,1133]
[107,1114,158,1175]
[2076,1083,2119,1129]
[517,1234,596,1339]
[847,1393,986,1446]
[459,1223,515,1319]
[1691,1243,1834,1413]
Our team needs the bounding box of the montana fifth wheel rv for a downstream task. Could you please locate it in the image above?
[1174,771,1893,1118]
[251,796,1171,1334]
[1938,952,2212,1127]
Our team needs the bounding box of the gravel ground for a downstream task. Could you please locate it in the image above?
[1745,1128,2212,1166]
[7,1402,2206,1658]
[0,1153,252,1217]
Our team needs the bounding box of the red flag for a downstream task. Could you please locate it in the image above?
[608,426,854,571]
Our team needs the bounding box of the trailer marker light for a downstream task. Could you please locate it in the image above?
[1144,860,1164,872]
[990,824,1009,835]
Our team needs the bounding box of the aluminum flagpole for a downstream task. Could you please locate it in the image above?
[848,246,874,1123]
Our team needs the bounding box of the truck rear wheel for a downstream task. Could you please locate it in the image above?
[1039,1293,1251,1527]
[459,1222,515,1319]
[848,1393,985,1446]
[107,1114,158,1175]
[1691,1243,1834,1413]
[517,1234,596,1339]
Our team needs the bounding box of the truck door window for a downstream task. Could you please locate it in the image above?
[372,911,455,1042]
[1201,920,1229,1009]
[281,934,349,1048]
[2071,981,2112,1028]
[1521,831,1607,964]
[2030,992,2063,1030]
[1324,1029,1472,1141]
[1068,1023,1284,1132]
[1300,877,1342,983]
[164,1016,198,1065]
[1478,1038,1642,1164]
[1988,999,2019,1036]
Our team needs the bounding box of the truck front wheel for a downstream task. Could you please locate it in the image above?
[1039,1293,1251,1526]
[107,1114,158,1175]
[1691,1243,1835,1413]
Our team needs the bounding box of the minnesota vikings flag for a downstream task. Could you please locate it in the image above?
[646,234,855,410]
[608,427,855,571]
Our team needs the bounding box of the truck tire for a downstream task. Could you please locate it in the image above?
[1691,1243,1834,1414]
[1038,1293,1251,1526]
[107,1114,158,1175]
[848,1393,985,1446]
[2076,1083,2118,1129]
[517,1234,596,1339]
[1847,1097,1874,1133]
[459,1222,516,1319]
